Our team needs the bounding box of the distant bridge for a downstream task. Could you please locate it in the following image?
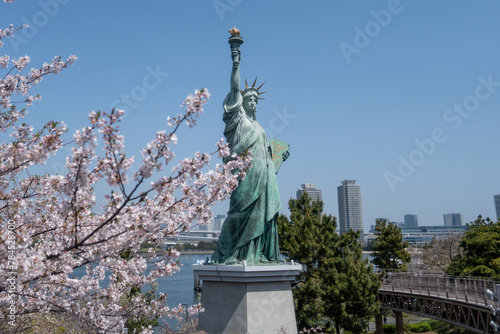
[184,231,220,237]
[162,231,220,245]
[377,272,500,334]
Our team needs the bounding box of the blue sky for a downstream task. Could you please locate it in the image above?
[1,1,499,231]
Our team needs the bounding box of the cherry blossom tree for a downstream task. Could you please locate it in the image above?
[0,12,249,334]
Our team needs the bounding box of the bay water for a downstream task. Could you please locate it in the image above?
[72,252,374,330]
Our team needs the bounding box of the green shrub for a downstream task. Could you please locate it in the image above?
[407,322,432,332]
[415,319,476,334]
[383,324,397,333]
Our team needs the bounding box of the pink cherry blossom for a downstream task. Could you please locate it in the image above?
[0,22,250,333]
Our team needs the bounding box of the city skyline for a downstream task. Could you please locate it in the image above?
[1,2,498,232]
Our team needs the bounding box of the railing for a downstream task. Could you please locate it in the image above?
[378,272,500,333]
[381,272,500,309]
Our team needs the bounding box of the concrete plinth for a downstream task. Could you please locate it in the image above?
[193,264,301,334]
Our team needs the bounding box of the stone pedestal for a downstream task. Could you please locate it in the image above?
[193,264,301,334]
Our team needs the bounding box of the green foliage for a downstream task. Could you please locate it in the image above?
[181,242,197,250]
[173,243,185,250]
[278,193,381,334]
[372,220,411,270]
[363,238,376,251]
[382,324,397,333]
[173,240,218,251]
[406,322,432,332]
[422,319,477,334]
[445,216,500,278]
[196,240,218,250]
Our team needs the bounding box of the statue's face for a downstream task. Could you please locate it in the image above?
[243,95,257,115]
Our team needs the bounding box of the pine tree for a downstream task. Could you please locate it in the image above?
[371,219,411,270]
[278,193,381,333]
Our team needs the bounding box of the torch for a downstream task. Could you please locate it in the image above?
[228,27,244,57]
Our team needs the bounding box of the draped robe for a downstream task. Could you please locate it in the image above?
[211,92,281,265]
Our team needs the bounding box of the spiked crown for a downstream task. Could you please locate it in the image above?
[241,77,268,100]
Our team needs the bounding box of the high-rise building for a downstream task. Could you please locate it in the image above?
[494,194,500,222]
[337,180,364,236]
[296,183,323,202]
[404,214,418,227]
[213,214,225,231]
[443,213,463,226]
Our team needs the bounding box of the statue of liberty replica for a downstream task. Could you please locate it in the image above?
[211,28,289,265]
[196,29,297,334]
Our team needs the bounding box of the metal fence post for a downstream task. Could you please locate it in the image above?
[496,283,500,309]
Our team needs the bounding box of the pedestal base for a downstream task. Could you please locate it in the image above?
[193,264,301,334]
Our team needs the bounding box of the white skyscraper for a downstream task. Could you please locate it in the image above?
[337,180,364,236]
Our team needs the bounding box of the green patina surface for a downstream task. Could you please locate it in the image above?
[211,30,288,265]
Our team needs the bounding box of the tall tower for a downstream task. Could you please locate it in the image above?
[495,194,500,222]
[337,180,364,236]
[296,183,323,202]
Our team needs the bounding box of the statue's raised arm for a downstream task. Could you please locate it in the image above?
[228,27,243,105]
